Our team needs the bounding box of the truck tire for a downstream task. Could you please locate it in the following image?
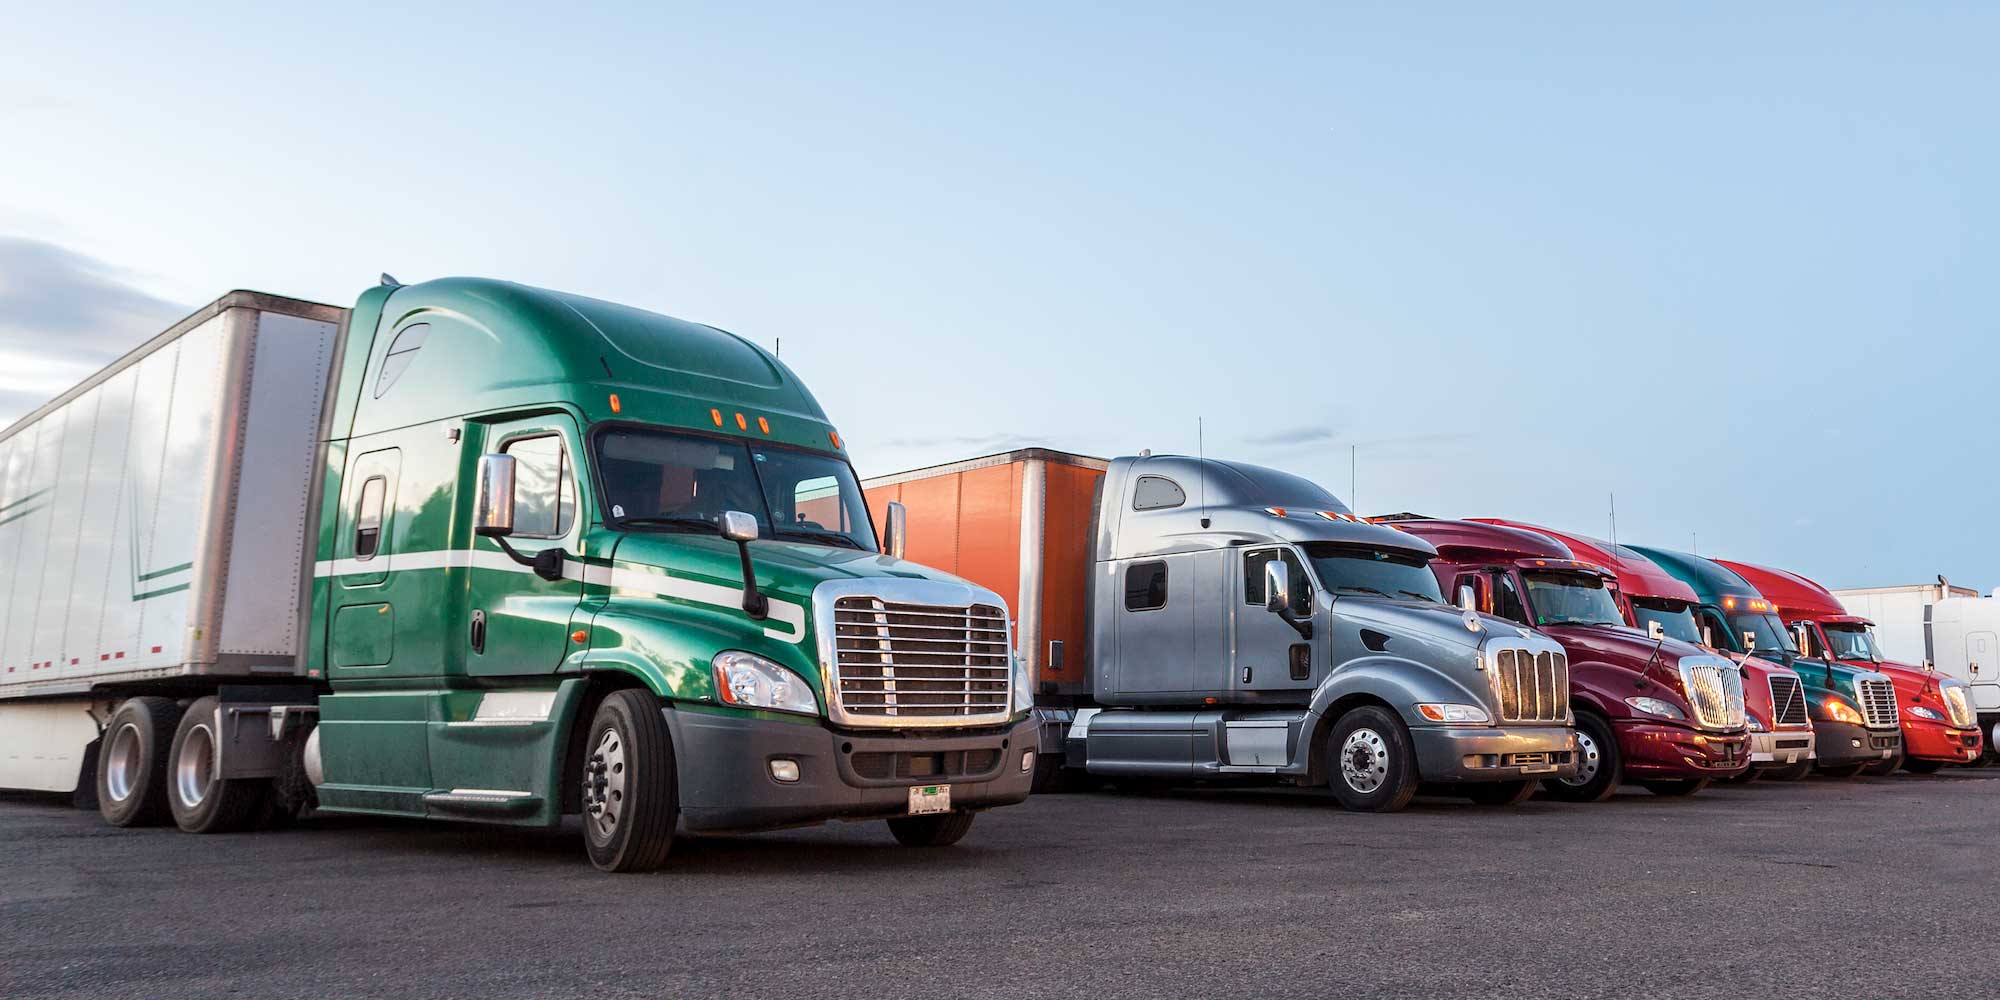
[580,689,678,873]
[1639,778,1709,797]
[167,696,272,834]
[887,811,976,847]
[1901,759,1945,774]
[96,696,184,827]
[1762,759,1812,782]
[1542,712,1619,803]
[1462,779,1536,806]
[1324,706,1419,812]
[1815,762,1865,779]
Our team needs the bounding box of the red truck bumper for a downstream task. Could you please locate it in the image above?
[1616,721,1751,779]
[1901,720,1984,764]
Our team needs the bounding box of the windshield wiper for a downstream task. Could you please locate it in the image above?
[1398,590,1438,603]
[771,527,866,550]
[1335,585,1392,598]
[616,515,722,534]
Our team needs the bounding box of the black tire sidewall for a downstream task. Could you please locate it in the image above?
[166,696,268,833]
[582,689,678,873]
[1544,712,1620,802]
[96,696,182,827]
[1326,706,1418,811]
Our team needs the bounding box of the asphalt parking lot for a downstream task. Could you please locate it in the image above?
[4,772,1998,1000]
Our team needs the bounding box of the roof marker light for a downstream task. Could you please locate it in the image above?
[735,413,748,431]
[757,416,770,435]
[710,408,723,427]
[608,393,622,414]
[829,431,843,449]
[1265,507,1288,518]
[1724,597,1738,610]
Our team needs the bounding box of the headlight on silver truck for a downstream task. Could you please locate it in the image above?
[1416,703,1490,724]
[712,651,819,717]
[1011,654,1033,714]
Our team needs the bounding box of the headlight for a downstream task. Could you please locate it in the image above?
[1416,703,1490,724]
[1625,696,1686,720]
[1906,705,1944,722]
[711,651,819,716]
[1011,654,1033,714]
[1745,713,1767,732]
[1820,697,1864,726]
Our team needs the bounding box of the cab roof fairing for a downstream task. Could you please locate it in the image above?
[1714,559,1864,624]
[1469,518,1698,603]
[1093,454,1436,563]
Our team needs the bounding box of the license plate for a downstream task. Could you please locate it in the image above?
[1520,764,1558,775]
[908,784,951,815]
[1881,749,1894,759]
[1785,753,1799,765]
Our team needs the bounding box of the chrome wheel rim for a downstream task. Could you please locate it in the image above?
[1339,727,1390,794]
[582,726,627,841]
[105,722,142,802]
[1563,729,1601,787]
[175,722,215,809]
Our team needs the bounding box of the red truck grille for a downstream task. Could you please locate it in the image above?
[1768,675,1809,728]
[830,597,1012,723]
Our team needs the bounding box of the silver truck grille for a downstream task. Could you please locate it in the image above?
[1491,646,1569,723]
[1680,658,1746,731]
[830,597,1012,725]
[1942,680,1977,729]
[1768,674,1808,728]
[1856,675,1898,729]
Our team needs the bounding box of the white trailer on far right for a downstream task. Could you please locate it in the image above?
[1836,579,2000,752]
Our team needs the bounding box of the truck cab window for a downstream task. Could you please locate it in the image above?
[1243,548,1311,615]
[593,427,877,552]
[502,434,574,538]
[1125,561,1168,611]
[374,323,429,398]
[1489,571,1529,625]
[1132,476,1186,511]
[354,476,386,559]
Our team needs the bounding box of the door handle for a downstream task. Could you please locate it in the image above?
[470,609,487,655]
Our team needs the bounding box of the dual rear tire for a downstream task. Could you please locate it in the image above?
[97,696,289,833]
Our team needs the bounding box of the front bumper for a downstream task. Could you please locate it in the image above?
[1811,720,1902,769]
[663,708,1037,833]
[1615,721,1751,779]
[1901,718,1983,764]
[1748,728,1816,768]
[1409,724,1578,784]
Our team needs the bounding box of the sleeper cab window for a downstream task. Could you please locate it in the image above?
[1125,561,1168,612]
[374,322,430,398]
[502,434,575,538]
[354,476,387,559]
[1132,475,1186,511]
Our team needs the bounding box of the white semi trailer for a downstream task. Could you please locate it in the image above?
[1835,579,2000,756]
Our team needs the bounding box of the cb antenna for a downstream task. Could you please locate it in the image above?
[1198,417,1210,529]
[1609,493,1618,549]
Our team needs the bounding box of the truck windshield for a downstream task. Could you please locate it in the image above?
[1630,597,1703,644]
[1727,611,1797,654]
[1302,544,1442,603]
[593,427,878,551]
[1821,623,1883,662]
[1520,571,1624,627]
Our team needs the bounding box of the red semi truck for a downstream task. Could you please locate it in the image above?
[1384,518,1750,799]
[1719,560,1983,772]
[1474,521,1815,780]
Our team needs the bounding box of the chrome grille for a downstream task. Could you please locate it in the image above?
[1491,646,1570,723]
[830,597,1012,725]
[1942,680,1977,729]
[1856,675,1898,730]
[1768,675,1809,728]
[1680,657,1747,731]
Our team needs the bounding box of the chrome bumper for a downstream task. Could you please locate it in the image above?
[1749,728,1816,766]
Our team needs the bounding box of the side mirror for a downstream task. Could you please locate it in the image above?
[1455,583,1477,612]
[1743,631,1757,651]
[1264,559,1292,614]
[1792,623,1812,655]
[883,502,908,559]
[720,510,760,543]
[474,454,516,537]
[1648,620,1665,641]
[1701,624,1714,647]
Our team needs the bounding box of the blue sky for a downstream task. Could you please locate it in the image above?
[2,3,1994,590]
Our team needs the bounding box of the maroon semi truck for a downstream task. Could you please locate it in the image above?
[1383,518,1750,799]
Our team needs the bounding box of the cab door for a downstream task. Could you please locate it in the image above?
[468,416,587,678]
[1235,545,1321,692]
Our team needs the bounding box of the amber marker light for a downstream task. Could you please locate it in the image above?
[757,416,770,434]
[711,408,723,427]
[829,431,843,449]
[570,629,589,644]
[735,412,748,431]
[608,393,622,414]
[1264,507,1288,517]
[1724,597,1738,610]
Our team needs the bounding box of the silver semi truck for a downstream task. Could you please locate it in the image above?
[865,449,1581,810]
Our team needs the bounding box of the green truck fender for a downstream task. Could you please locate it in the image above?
[571,600,824,709]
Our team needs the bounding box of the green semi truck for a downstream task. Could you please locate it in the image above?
[0,277,1035,871]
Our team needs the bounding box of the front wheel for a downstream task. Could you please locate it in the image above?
[887,811,975,847]
[1640,778,1709,797]
[1462,779,1536,806]
[580,689,679,873]
[1542,713,1619,803]
[1324,706,1418,812]
[1902,758,1945,775]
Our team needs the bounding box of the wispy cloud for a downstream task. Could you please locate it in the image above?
[0,236,185,423]
[1242,424,1338,447]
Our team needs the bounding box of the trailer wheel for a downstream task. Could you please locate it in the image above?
[167,696,271,834]
[580,689,678,873]
[1639,778,1709,797]
[887,811,976,847]
[96,696,184,827]
[1542,712,1619,803]
[1462,779,1536,806]
[1324,706,1418,812]
[1900,758,1944,775]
